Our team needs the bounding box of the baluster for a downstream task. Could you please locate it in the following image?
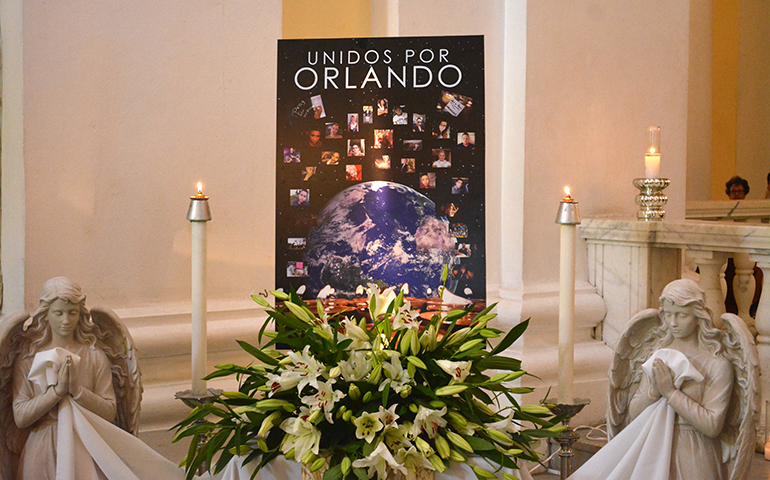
[732,252,757,330]
[751,253,770,450]
[690,250,728,328]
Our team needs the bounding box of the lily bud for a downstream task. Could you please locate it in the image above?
[427,454,447,473]
[362,391,373,403]
[310,458,326,473]
[342,410,353,422]
[434,435,450,459]
[414,436,434,455]
[284,447,296,460]
[300,449,316,464]
[328,366,342,378]
[446,431,474,453]
[340,456,352,475]
[349,384,361,400]
[399,385,412,398]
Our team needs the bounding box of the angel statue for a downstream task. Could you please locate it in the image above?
[570,278,759,480]
[0,277,191,480]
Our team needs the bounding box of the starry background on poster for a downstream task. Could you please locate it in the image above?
[276,35,485,303]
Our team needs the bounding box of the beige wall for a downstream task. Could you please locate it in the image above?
[283,0,370,39]
[22,1,281,310]
[523,1,689,284]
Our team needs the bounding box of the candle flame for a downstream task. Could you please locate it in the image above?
[649,147,656,154]
[564,186,570,197]
[197,182,203,195]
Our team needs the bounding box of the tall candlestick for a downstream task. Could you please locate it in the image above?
[555,187,581,404]
[187,182,212,396]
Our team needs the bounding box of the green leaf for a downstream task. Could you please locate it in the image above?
[237,340,279,366]
[463,435,496,451]
[475,355,522,372]
[284,301,316,324]
[382,382,390,407]
[323,464,343,480]
[353,468,369,480]
[489,319,529,356]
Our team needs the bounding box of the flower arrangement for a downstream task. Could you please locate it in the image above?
[175,276,562,480]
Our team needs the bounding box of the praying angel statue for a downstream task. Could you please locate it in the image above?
[570,279,758,480]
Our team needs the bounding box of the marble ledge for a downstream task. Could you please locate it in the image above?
[580,217,770,253]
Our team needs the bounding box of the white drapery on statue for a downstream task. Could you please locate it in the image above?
[24,348,191,480]
[569,349,720,480]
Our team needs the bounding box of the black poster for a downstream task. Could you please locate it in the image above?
[275,35,485,309]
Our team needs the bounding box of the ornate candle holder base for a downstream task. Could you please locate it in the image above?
[546,399,590,480]
[176,388,223,475]
[633,178,670,221]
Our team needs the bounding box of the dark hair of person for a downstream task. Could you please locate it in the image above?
[725,176,750,196]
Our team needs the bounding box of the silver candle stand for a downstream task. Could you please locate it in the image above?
[633,178,670,221]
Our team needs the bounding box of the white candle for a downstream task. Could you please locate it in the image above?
[558,223,576,404]
[188,183,211,396]
[645,154,660,178]
[555,186,580,404]
[645,126,661,178]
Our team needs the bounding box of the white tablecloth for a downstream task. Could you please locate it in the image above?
[215,455,534,480]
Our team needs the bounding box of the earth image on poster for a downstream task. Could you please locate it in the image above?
[304,181,455,298]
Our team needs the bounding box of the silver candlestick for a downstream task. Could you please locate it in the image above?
[633,178,669,221]
[546,399,590,480]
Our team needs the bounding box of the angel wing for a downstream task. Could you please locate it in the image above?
[0,311,32,480]
[718,313,759,480]
[606,308,664,439]
[90,307,143,435]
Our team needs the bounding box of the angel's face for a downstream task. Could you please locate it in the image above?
[46,298,80,340]
[660,300,698,341]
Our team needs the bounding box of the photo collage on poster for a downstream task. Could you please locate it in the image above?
[275,36,486,307]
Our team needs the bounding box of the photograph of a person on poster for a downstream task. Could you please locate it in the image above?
[374,129,393,149]
[432,149,451,168]
[392,105,407,125]
[348,140,365,156]
[419,172,436,189]
[325,122,342,138]
[363,106,373,124]
[345,164,363,181]
[413,114,426,132]
[347,113,359,132]
[283,147,300,163]
[452,177,469,194]
[306,129,323,148]
[290,189,309,206]
[434,120,451,139]
[302,167,316,181]
[287,261,308,277]
[321,151,340,165]
[401,158,415,173]
[375,156,390,169]
[456,132,475,159]
[403,140,422,151]
[377,98,388,116]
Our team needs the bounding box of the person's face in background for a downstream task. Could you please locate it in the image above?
[350,145,361,155]
[438,151,446,160]
[438,121,447,132]
[420,175,430,187]
[297,190,308,203]
[455,179,463,189]
[330,124,339,135]
[309,130,322,146]
[729,184,746,200]
[461,134,470,146]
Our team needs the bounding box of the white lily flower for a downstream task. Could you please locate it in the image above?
[391,301,421,331]
[484,410,520,434]
[341,318,372,346]
[352,442,407,480]
[383,425,413,452]
[353,411,384,443]
[285,345,325,394]
[413,406,447,438]
[396,446,435,478]
[279,416,321,460]
[301,378,345,423]
[265,370,301,397]
[367,283,397,321]
[379,353,411,394]
[435,359,471,384]
[338,350,372,381]
[378,404,400,429]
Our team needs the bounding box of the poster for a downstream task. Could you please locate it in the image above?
[275,36,485,311]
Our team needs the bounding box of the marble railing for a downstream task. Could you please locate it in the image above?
[686,199,770,222]
[580,218,770,444]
